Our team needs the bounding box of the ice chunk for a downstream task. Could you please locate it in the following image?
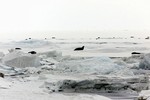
[2,51,40,68]
[43,75,149,93]
[40,50,62,58]
[0,52,4,58]
[56,56,131,75]
[139,53,150,70]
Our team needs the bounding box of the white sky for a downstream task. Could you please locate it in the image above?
[0,0,150,40]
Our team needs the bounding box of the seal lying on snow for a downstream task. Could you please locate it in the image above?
[0,73,4,78]
[28,51,37,54]
[131,52,141,54]
[15,48,21,50]
[131,52,144,57]
[74,46,84,51]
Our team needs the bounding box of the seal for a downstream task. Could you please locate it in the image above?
[74,46,84,51]
[15,48,21,50]
[28,51,37,54]
[131,52,141,54]
[0,73,4,78]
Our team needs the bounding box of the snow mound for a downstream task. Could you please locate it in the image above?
[0,64,16,75]
[56,56,132,75]
[2,51,41,68]
[139,90,150,100]
[0,78,12,89]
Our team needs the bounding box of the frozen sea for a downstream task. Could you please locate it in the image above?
[0,37,150,100]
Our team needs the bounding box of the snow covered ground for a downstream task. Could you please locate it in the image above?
[0,38,150,100]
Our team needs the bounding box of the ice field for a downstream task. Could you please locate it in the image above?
[0,37,150,100]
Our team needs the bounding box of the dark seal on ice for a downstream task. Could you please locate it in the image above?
[0,72,4,78]
[15,48,22,50]
[74,46,84,51]
[28,51,37,54]
[96,37,100,40]
[131,52,141,54]
[145,36,149,39]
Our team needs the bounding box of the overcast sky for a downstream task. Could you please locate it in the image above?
[0,0,150,40]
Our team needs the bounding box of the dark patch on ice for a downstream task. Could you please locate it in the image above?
[98,92,138,100]
[52,37,55,39]
[133,43,138,44]
[121,42,138,45]
[96,37,100,40]
[44,76,149,94]
[130,36,134,38]
[99,42,107,44]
